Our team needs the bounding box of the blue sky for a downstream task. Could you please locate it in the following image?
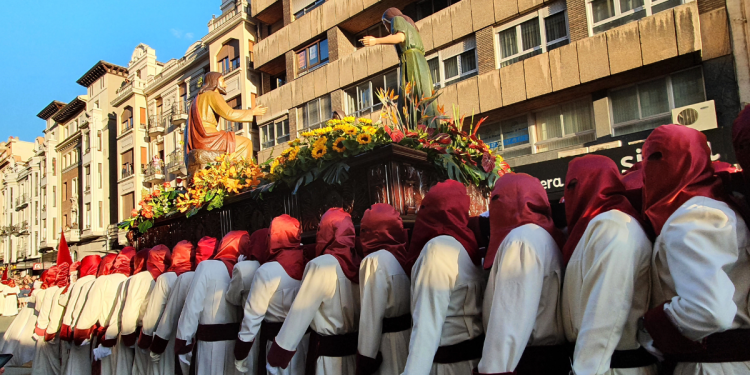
[0,0,219,143]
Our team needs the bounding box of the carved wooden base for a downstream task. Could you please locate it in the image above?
[186,149,224,181]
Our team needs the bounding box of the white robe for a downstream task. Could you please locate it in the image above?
[227,260,261,308]
[0,285,7,313]
[63,276,98,375]
[478,224,565,374]
[75,273,128,375]
[105,275,136,375]
[176,260,241,375]
[358,250,410,375]
[562,210,656,375]
[59,276,92,374]
[118,271,156,375]
[2,288,44,366]
[3,285,19,316]
[403,235,484,375]
[651,196,750,375]
[32,286,62,375]
[237,261,304,375]
[140,271,177,375]
[272,254,360,375]
[153,271,195,375]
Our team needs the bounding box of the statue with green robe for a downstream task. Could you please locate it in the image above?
[360,8,438,118]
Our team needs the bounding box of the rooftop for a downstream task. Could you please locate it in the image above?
[76,61,129,88]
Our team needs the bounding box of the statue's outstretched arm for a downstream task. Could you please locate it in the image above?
[360,32,405,47]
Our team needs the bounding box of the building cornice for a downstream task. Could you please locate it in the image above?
[37,101,67,120]
[76,61,129,88]
[52,97,87,124]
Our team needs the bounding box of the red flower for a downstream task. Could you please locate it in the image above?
[143,210,153,219]
[163,182,171,188]
[153,190,161,196]
[131,209,139,218]
[481,152,496,173]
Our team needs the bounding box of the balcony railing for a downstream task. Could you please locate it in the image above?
[148,116,167,136]
[208,3,249,33]
[15,194,28,210]
[171,100,191,126]
[221,58,241,76]
[121,163,135,179]
[143,161,166,183]
[167,149,186,175]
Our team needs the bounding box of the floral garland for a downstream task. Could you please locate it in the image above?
[118,183,181,233]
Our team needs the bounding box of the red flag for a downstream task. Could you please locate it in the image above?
[56,231,73,288]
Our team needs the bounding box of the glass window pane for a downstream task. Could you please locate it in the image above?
[611,86,640,124]
[301,103,309,127]
[535,107,563,141]
[460,51,477,73]
[309,100,320,125]
[561,99,593,135]
[478,122,503,151]
[501,116,530,147]
[427,58,440,86]
[520,19,542,51]
[638,78,669,117]
[671,68,705,108]
[309,44,319,65]
[621,0,645,12]
[545,12,568,42]
[592,9,646,33]
[298,51,307,71]
[434,0,449,13]
[591,0,615,22]
[444,57,459,80]
[652,0,683,14]
[321,95,331,122]
[320,39,329,62]
[358,82,372,111]
[385,70,399,94]
[345,88,357,114]
[498,28,518,59]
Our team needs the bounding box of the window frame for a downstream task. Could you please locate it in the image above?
[298,95,332,134]
[294,0,325,19]
[296,39,329,76]
[259,118,291,150]
[425,37,479,89]
[494,5,569,69]
[585,0,688,35]
[607,66,706,134]
[343,70,399,117]
[415,0,461,21]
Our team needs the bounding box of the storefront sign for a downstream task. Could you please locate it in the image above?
[32,263,43,270]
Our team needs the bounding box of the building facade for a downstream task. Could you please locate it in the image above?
[0,137,37,274]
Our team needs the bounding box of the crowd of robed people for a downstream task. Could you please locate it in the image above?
[4,111,750,375]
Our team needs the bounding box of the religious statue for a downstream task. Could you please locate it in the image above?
[360,8,437,118]
[185,72,267,174]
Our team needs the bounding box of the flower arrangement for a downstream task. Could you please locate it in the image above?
[118,182,180,233]
[176,154,263,217]
[259,116,391,194]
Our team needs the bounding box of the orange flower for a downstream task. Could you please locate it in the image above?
[332,137,346,153]
[163,182,170,188]
[143,210,153,219]
[131,209,139,217]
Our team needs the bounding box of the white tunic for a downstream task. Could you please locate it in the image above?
[1,288,42,366]
[140,271,177,375]
[119,271,156,375]
[153,271,195,375]
[358,250,410,375]
[227,260,262,307]
[3,285,19,316]
[403,235,484,375]
[105,275,135,375]
[63,277,97,375]
[237,261,304,375]
[31,286,62,375]
[562,210,655,375]
[478,224,565,374]
[651,196,750,375]
[272,254,360,375]
[177,260,241,375]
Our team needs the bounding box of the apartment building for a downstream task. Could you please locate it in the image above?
[250,0,747,198]
[113,0,261,226]
[0,137,36,274]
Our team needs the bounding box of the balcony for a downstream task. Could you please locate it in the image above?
[121,163,135,180]
[64,228,80,242]
[16,246,26,261]
[171,100,191,126]
[41,204,46,213]
[15,194,28,211]
[147,116,166,136]
[143,161,166,183]
[221,58,241,76]
[167,149,186,175]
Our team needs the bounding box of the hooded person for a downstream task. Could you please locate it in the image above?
[732,104,750,185]
[63,254,114,375]
[639,125,750,374]
[266,208,361,375]
[2,275,20,317]
[400,180,485,375]
[175,231,250,375]
[235,215,307,375]
[150,236,216,375]
[355,204,411,375]
[74,249,134,375]
[137,241,190,375]
[475,173,567,375]
[114,245,171,375]
[57,255,100,372]
[31,265,62,375]
[227,229,271,308]
[560,155,657,375]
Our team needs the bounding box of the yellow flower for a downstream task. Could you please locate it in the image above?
[343,116,355,123]
[312,144,327,159]
[225,178,241,194]
[287,147,299,161]
[358,118,373,125]
[332,137,346,153]
[313,136,328,148]
[357,132,372,145]
[228,166,238,178]
[270,159,281,173]
[344,126,358,136]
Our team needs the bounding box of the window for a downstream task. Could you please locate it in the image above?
[53,186,56,207]
[98,163,102,188]
[72,178,78,196]
[122,193,135,221]
[85,166,91,191]
[299,95,332,132]
[52,218,56,236]
[224,96,243,132]
[534,98,595,152]
[121,149,134,179]
[426,37,478,88]
[610,67,705,136]
[588,0,682,34]
[63,182,67,200]
[416,0,461,21]
[97,131,102,151]
[271,72,286,90]
[121,107,134,133]
[98,201,102,228]
[52,158,56,175]
[95,100,100,109]
[297,39,329,75]
[260,119,291,149]
[294,0,325,18]
[497,8,569,68]
[478,115,534,159]
[344,71,399,117]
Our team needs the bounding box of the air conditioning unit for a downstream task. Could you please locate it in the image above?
[671,100,718,131]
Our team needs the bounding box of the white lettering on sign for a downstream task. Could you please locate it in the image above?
[620,148,643,173]
[541,177,564,190]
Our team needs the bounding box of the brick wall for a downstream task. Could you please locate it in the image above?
[476,26,496,74]
[285,51,295,84]
[327,27,356,63]
[283,0,292,26]
[288,108,299,138]
[566,0,589,42]
[697,0,725,13]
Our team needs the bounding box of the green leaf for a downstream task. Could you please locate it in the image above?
[322,162,350,185]
[293,176,305,195]
[186,207,201,218]
[205,189,216,203]
[138,220,153,234]
[207,193,224,211]
[342,140,360,150]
